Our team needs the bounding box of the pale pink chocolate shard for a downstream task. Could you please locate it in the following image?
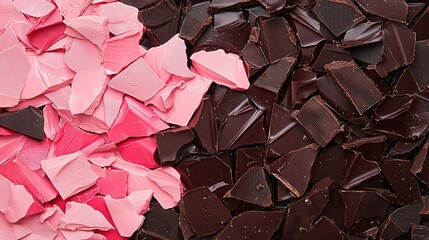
[117,137,159,169]
[108,58,165,102]
[86,143,120,167]
[108,96,169,143]
[19,213,58,239]
[54,0,92,20]
[18,137,50,171]
[97,169,128,199]
[41,151,98,199]
[65,15,109,47]
[191,49,250,90]
[159,34,196,79]
[0,135,25,165]
[104,195,144,237]
[96,1,143,36]
[125,190,153,214]
[58,201,114,231]
[64,38,102,73]
[14,0,55,18]
[27,10,66,52]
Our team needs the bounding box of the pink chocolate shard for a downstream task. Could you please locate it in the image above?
[64,38,102,73]
[191,49,250,90]
[14,0,55,18]
[0,214,30,240]
[18,137,50,171]
[147,167,182,205]
[41,151,98,199]
[43,104,60,140]
[4,184,44,223]
[53,0,92,20]
[58,201,114,231]
[0,156,58,203]
[144,80,185,113]
[27,10,66,52]
[19,213,58,240]
[117,137,159,169]
[0,27,19,53]
[97,170,128,199]
[98,87,124,128]
[7,95,51,112]
[66,16,109,47]
[0,135,26,165]
[126,190,153,214]
[108,96,169,143]
[96,2,143,36]
[67,185,100,204]
[109,58,165,102]
[104,195,144,237]
[87,143,120,167]
[45,86,72,111]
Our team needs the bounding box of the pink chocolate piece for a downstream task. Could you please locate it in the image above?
[41,151,98,199]
[7,94,51,112]
[125,190,152,214]
[66,15,109,47]
[108,96,169,143]
[0,27,20,53]
[64,38,102,73]
[18,137,50,171]
[0,135,26,165]
[117,137,159,169]
[58,201,114,231]
[96,87,124,128]
[191,49,250,90]
[67,185,100,204]
[104,195,144,237]
[143,45,171,82]
[53,0,92,20]
[43,104,60,140]
[4,184,45,223]
[14,0,55,18]
[19,213,58,240]
[0,156,58,203]
[0,127,14,136]
[160,34,195,78]
[97,170,128,199]
[145,80,185,113]
[0,175,11,211]
[0,44,30,107]
[45,86,71,111]
[108,58,165,102]
[147,167,182,205]
[0,214,30,240]
[87,143,120,167]
[96,2,142,36]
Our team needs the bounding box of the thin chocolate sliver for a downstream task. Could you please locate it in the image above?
[282,69,318,109]
[235,147,265,179]
[0,106,44,141]
[412,7,429,41]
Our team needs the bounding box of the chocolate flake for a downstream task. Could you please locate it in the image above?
[283,69,318,109]
[343,21,383,48]
[179,2,212,45]
[355,0,408,23]
[0,106,44,141]
[311,43,353,73]
[189,98,218,154]
[304,216,349,240]
[140,203,180,240]
[235,147,265,179]
[155,127,194,166]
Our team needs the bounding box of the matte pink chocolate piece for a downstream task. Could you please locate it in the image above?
[97,170,128,199]
[0,27,20,52]
[18,137,50,171]
[108,58,165,102]
[27,10,66,52]
[19,213,58,240]
[14,0,55,18]
[125,190,153,214]
[0,135,26,165]
[4,184,44,223]
[96,2,143,36]
[117,137,159,169]
[58,202,114,231]
[191,49,250,90]
[108,96,169,143]
[45,86,71,111]
[67,185,100,204]
[0,214,30,240]
[104,195,144,237]
[7,95,51,112]
[66,16,109,47]
[53,0,92,20]
[87,143,120,167]
[41,151,98,199]
[65,38,102,73]
[43,104,60,140]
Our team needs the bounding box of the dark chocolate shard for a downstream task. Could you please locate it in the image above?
[223,166,272,211]
[246,6,271,26]
[419,196,429,216]
[213,11,243,29]
[387,138,424,158]
[341,151,381,190]
[343,21,383,48]
[392,67,420,95]
[410,224,429,240]
[355,0,408,23]
[350,42,383,65]
[147,16,179,45]
[266,104,313,158]
[304,216,349,240]
[267,144,319,197]
[411,140,429,187]
[280,178,333,240]
[312,0,365,37]
[179,212,194,240]
[139,0,179,28]
[294,95,341,147]
[0,106,44,141]
[246,57,297,110]
[412,7,429,41]
[241,42,268,77]
[409,40,429,91]
[179,2,212,45]
[258,17,298,64]
[140,203,180,240]
[277,180,294,202]
[300,46,318,67]
[257,0,286,13]
[121,0,158,9]
[188,98,218,154]
[155,127,194,166]
[215,210,284,240]
[378,200,424,240]
[235,147,265,180]
[407,2,426,25]
[176,156,233,198]
[290,6,325,47]
[380,159,421,204]
[312,146,346,186]
[325,61,382,115]
[311,43,353,73]
[214,89,249,125]
[341,136,386,163]
[179,187,231,237]
[283,69,318,109]
[339,190,389,227]
[218,105,266,150]
[208,0,255,12]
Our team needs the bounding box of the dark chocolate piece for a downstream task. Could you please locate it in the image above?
[146,16,179,45]
[215,210,284,240]
[266,104,313,158]
[258,17,298,64]
[241,42,268,77]
[283,69,318,109]
[267,144,319,197]
[341,136,386,163]
[140,203,180,240]
[380,159,421,204]
[412,7,429,41]
[139,0,179,28]
[155,127,194,166]
[325,61,382,115]
[257,0,286,13]
[121,0,158,9]
[188,98,218,154]
[179,213,194,240]
[179,2,212,45]
[214,89,249,125]
[246,57,297,110]
[387,138,424,158]
[343,21,383,48]
[411,140,429,187]
[355,0,408,23]
[0,106,44,141]
[407,2,426,24]
[350,42,383,65]
[392,67,420,95]
[312,0,365,37]
[311,43,353,73]
[208,0,255,12]
[410,224,429,240]
[409,40,429,91]
[246,6,271,26]
[179,187,231,237]
[290,6,325,47]
[223,166,272,211]
[304,216,349,240]
[294,95,341,147]
[312,146,346,186]
[341,151,381,189]
[235,147,265,180]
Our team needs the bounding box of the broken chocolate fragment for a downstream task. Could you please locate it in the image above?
[155,127,194,166]
[350,42,384,65]
[139,203,180,240]
[341,136,386,163]
[290,6,325,47]
[341,151,381,190]
[189,98,218,154]
[411,139,429,187]
[304,216,349,240]
[312,146,346,186]
[410,224,429,240]
[311,43,353,73]
[343,21,383,48]
[412,7,429,41]
[283,69,318,109]
[208,0,255,12]
[355,0,408,23]
[235,147,265,179]
[139,0,179,28]
[392,67,420,95]
[179,2,212,45]
[409,40,429,91]
[241,42,268,77]
[0,106,44,141]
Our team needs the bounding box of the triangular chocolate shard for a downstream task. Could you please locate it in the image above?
[189,98,218,154]
[0,106,44,141]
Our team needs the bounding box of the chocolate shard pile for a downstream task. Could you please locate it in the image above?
[126,0,429,239]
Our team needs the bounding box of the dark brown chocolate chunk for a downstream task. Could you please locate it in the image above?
[208,0,255,12]
[300,46,318,67]
[412,7,429,41]
[0,106,44,141]
[179,2,212,45]
[179,187,231,237]
[378,200,424,240]
[258,17,298,64]
[312,146,346,186]
[343,21,383,48]
[235,147,265,180]
[214,89,249,125]
[311,43,353,73]
[411,140,429,187]
[380,159,421,204]
[350,42,383,65]
[407,2,426,25]
[341,151,381,189]
[409,40,429,91]
[140,203,180,240]
[179,213,194,240]
[267,144,319,197]
[340,190,389,227]
[312,0,365,37]
[188,98,217,154]
[290,6,325,47]
[146,16,179,45]
[215,210,284,240]
[281,178,333,240]
[325,61,382,115]
[304,216,349,240]
[155,127,194,166]
[223,166,272,211]
[283,69,318,109]
[241,42,268,77]
[410,224,429,240]
[121,0,158,9]
[392,67,420,95]
[355,0,408,23]
[341,136,386,163]
[266,104,313,158]
[277,180,294,202]
[176,156,233,198]
[246,57,297,110]
[246,6,271,26]
[294,95,341,147]
[257,0,287,13]
[387,138,424,158]
[139,0,179,27]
